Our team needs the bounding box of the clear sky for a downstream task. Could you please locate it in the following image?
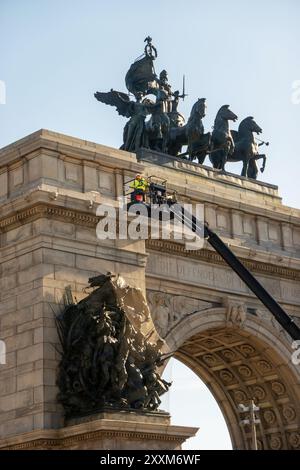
[161,359,232,450]
[1,0,299,449]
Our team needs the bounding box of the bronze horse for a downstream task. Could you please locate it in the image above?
[146,99,267,181]
[167,98,211,163]
[228,117,267,179]
[209,105,238,171]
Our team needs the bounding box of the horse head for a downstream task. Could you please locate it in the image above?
[190,98,207,119]
[239,116,262,135]
[215,104,238,123]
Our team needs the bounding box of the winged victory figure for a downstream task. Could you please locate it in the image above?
[94,89,155,152]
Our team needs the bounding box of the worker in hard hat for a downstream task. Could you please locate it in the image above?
[129,174,149,202]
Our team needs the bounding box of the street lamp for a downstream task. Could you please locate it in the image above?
[238,400,261,450]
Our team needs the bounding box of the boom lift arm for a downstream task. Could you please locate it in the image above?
[125,179,300,340]
[168,203,300,341]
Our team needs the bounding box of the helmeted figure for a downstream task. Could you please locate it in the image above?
[158,70,172,106]
[94,38,186,155]
[129,174,149,192]
[129,173,149,202]
[146,70,172,152]
[94,37,269,180]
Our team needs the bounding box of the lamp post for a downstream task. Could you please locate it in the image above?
[238,400,261,450]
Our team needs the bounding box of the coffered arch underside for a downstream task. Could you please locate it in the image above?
[147,281,300,450]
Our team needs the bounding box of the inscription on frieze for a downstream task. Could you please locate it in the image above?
[147,253,300,307]
[147,254,248,294]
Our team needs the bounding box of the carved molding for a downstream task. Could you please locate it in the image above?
[146,239,300,282]
[0,203,99,232]
[147,291,215,337]
[223,297,247,328]
[1,203,300,285]
[255,308,296,343]
[1,429,186,450]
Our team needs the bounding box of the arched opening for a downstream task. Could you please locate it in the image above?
[161,358,232,449]
[161,307,300,450]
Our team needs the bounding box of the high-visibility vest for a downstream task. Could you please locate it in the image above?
[130,178,148,192]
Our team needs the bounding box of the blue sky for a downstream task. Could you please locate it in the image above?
[1,0,299,449]
[1,0,300,206]
[161,359,232,450]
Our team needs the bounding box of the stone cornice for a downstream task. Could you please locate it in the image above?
[146,239,300,281]
[138,147,279,191]
[138,150,300,223]
[0,421,197,450]
[1,130,300,223]
[0,203,99,231]
[0,129,143,173]
[0,430,185,450]
[0,202,299,279]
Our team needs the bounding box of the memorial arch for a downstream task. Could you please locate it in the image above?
[0,131,299,450]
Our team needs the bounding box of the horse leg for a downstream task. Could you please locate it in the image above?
[210,150,221,169]
[151,121,163,151]
[187,147,194,161]
[247,159,258,179]
[143,127,150,149]
[162,132,168,154]
[255,154,266,172]
[220,150,227,172]
[167,137,178,156]
[197,151,207,165]
[161,120,170,154]
[241,159,249,177]
[196,135,210,165]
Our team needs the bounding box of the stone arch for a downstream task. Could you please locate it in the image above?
[162,307,300,450]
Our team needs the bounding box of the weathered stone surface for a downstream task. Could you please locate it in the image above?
[0,131,299,449]
[17,370,43,391]
[0,411,198,450]
[0,169,8,198]
[0,370,16,395]
[6,331,34,351]
[0,390,33,412]
[16,344,44,366]
[1,307,33,329]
